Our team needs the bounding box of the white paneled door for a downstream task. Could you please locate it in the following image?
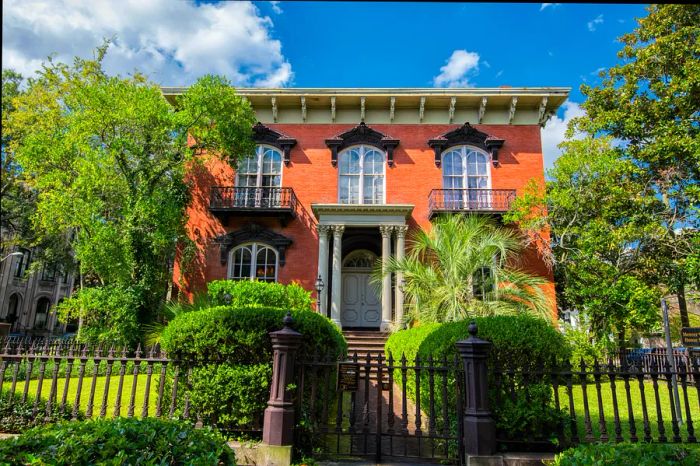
[341,272,381,328]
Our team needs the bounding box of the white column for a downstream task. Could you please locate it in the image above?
[380,225,393,332]
[316,225,331,316]
[394,225,408,328]
[330,224,345,327]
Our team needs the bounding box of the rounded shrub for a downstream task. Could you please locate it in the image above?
[160,306,346,431]
[385,315,571,449]
[207,280,313,311]
[0,417,235,465]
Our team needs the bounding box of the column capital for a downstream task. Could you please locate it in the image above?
[331,224,345,236]
[395,225,408,238]
[317,224,331,236]
[379,225,394,238]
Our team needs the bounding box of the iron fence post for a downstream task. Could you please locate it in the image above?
[455,320,496,456]
[263,311,303,446]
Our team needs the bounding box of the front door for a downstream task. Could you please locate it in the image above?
[341,273,380,328]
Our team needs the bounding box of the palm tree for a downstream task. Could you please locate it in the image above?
[373,215,552,325]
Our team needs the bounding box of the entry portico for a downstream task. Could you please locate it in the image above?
[312,204,412,331]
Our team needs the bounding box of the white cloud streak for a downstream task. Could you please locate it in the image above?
[587,14,604,32]
[433,50,481,88]
[2,0,293,87]
[541,101,585,170]
[540,3,561,12]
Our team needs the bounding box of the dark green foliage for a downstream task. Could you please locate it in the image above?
[0,390,81,434]
[553,442,700,466]
[160,305,345,431]
[207,280,314,311]
[161,306,346,364]
[0,417,235,465]
[385,316,571,447]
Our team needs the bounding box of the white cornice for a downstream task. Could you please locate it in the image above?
[312,203,414,221]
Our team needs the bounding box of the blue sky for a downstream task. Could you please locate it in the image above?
[3,1,649,167]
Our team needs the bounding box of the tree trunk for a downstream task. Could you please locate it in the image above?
[678,280,690,328]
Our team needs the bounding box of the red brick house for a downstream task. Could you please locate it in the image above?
[162,88,569,331]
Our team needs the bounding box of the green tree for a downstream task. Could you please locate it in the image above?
[1,70,36,245]
[5,44,256,340]
[573,4,700,327]
[375,215,552,325]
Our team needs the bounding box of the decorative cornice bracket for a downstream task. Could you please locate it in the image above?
[214,224,293,267]
[325,122,400,167]
[252,122,297,166]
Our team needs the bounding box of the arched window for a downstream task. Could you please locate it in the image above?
[442,146,491,208]
[236,145,283,207]
[34,297,51,330]
[228,243,278,282]
[338,145,385,204]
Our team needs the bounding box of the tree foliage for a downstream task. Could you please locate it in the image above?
[507,4,698,339]
[375,215,552,325]
[4,44,256,337]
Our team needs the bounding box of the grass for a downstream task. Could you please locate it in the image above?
[3,372,167,418]
[557,379,700,443]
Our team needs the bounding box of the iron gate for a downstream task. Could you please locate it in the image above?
[294,352,465,463]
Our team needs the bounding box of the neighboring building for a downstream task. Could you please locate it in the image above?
[0,244,76,335]
[163,87,569,331]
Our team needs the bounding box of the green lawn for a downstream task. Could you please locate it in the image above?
[558,380,700,442]
[3,373,168,418]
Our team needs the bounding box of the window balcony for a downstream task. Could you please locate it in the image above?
[209,187,298,226]
[428,188,516,219]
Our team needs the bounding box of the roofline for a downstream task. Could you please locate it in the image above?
[161,86,571,97]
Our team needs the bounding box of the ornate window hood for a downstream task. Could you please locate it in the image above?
[214,224,292,266]
[252,122,297,165]
[428,123,505,167]
[325,122,399,167]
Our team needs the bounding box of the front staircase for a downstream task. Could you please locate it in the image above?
[343,330,389,359]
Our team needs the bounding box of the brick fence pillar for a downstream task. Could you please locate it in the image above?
[455,320,496,456]
[263,312,302,446]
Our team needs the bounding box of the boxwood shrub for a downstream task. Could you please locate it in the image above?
[207,280,313,311]
[385,315,571,448]
[553,442,700,466]
[0,417,235,465]
[161,306,346,431]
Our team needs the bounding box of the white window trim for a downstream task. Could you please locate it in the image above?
[441,145,492,191]
[227,242,279,282]
[337,144,387,205]
[235,145,284,189]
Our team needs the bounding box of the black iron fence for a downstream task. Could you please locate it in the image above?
[209,186,297,211]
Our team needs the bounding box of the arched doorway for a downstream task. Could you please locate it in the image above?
[33,297,51,330]
[341,250,381,329]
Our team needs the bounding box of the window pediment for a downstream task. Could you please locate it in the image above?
[252,122,297,166]
[428,123,505,167]
[325,122,399,167]
[214,224,292,266]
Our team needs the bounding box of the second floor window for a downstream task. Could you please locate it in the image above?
[236,145,283,189]
[13,249,31,278]
[442,146,491,208]
[339,145,385,204]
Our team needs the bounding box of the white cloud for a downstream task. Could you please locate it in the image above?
[270,1,282,14]
[541,101,585,169]
[2,0,293,87]
[433,50,481,88]
[587,14,604,32]
[540,3,561,12]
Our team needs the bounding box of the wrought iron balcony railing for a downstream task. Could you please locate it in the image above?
[428,188,516,218]
[209,187,298,224]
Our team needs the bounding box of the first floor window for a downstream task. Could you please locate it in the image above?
[34,297,51,329]
[228,243,278,282]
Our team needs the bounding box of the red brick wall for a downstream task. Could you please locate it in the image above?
[173,124,556,315]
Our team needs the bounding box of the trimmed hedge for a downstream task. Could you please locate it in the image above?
[161,306,346,430]
[207,280,313,311]
[553,442,700,465]
[0,417,235,465]
[385,315,571,447]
